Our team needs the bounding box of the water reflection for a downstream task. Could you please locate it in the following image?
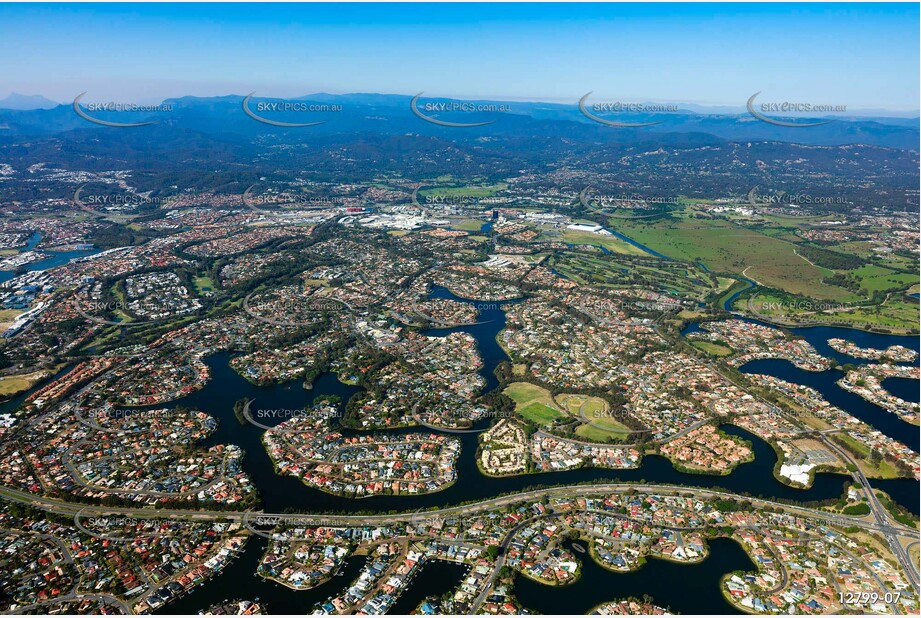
[514,538,752,615]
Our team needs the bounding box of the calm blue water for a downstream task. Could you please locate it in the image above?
[156,535,367,615]
[738,358,918,452]
[736,356,919,518]
[514,538,752,615]
[0,232,99,283]
[882,377,920,402]
[783,324,920,368]
[721,278,757,311]
[161,352,856,515]
[421,285,518,393]
[386,560,467,615]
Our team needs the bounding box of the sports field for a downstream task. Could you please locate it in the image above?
[555,393,631,441]
[504,382,564,425]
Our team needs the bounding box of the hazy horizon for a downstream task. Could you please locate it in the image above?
[2,90,919,118]
[1,3,918,113]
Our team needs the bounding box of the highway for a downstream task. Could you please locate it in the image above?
[0,304,916,609]
[3,478,916,614]
[674,329,921,595]
[2,480,916,538]
[820,436,920,591]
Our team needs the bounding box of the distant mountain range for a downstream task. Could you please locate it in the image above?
[0,93,917,150]
[0,91,916,214]
[0,92,61,110]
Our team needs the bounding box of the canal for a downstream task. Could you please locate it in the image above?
[0,232,100,284]
[155,536,368,615]
[386,560,468,615]
[514,538,754,614]
[156,284,918,517]
[3,274,917,613]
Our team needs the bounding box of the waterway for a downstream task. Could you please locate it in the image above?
[161,282,875,516]
[155,536,368,614]
[134,285,921,612]
[682,320,921,370]
[681,321,919,515]
[514,538,753,614]
[386,560,468,614]
[882,377,920,402]
[172,352,855,516]
[721,278,757,311]
[151,284,921,517]
[0,232,99,284]
[420,284,518,393]
[738,358,918,453]
[4,268,918,613]
[682,319,919,446]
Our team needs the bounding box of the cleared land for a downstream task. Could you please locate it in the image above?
[614,215,857,300]
[0,308,24,332]
[556,230,649,256]
[0,369,51,397]
[691,341,733,356]
[419,183,506,199]
[555,393,631,441]
[193,275,215,294]
[449,219,488,232]
[504,382,564,425]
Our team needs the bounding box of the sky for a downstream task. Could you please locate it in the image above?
[1,3,918,112]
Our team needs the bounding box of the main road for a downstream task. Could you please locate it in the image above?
[2,481,915,539]
[820,435,920,591]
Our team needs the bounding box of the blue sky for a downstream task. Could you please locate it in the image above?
[1,3,918,111]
